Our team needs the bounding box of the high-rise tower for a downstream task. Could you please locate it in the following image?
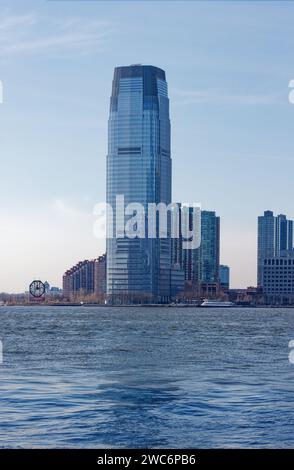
[106,65,172,304]
[257,211,293,286]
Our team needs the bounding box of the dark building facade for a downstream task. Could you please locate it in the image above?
[262,250,294,304]
[219,264,230,291]
[199,211,220,284]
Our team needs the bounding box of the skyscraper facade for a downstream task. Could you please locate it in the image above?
[262,251,294,305]
[106,65,172,304]
[219,264,230,291]
[171,207,220,287]
[275,214,293,256]
[171,204,199,283]
[257,211,293,286]
[182,206,199,282]
[198,211,220,284]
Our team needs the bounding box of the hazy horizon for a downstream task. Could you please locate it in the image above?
[1,1,294,293]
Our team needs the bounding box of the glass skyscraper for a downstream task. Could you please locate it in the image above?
[106,65,171,304]
[198,211,220,284]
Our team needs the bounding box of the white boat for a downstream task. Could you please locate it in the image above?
[201,299,234,307]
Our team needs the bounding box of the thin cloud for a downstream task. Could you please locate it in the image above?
[172,89,281,106]
[0,12,114,57]
[51,198,92,219]
[0,13,37,31]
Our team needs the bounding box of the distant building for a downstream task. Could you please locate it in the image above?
[171,204,198,282]
[171,207,220,298]
[50,287,62,292]
[171,203,183,268]
[219,265,230,291]
[170,263,185,299]
[199,211,220,284]
[94,255,107,299]
[44,281,50,294]
[182,206,199,282]
[45,286,63,301]
[63,260,94,300]
[262,250,294,304]
[172,207,220,282]
[258,211,293,286]
[63,255,106,302]
[228,286,263,306]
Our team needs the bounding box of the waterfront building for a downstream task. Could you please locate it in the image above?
[275,214,293,255]
[63,255,106,302]
[258,211,275,287]
[182,206,199,282]
[172,207,220,283]
[94,255,107,300]
[219,265,230,291]
[171,203,198,283]
[262,250,294,304]
[106,65,172,304]
[257,211,293,286]
[44,281,50,294]
[171,206,220,298]
[199,211,220,284]
[171,202,183,268]
[170,263,185,299]
[45,286,63,301]
[227,286,263,306]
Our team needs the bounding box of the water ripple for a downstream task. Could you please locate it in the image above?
[0,306,294,448]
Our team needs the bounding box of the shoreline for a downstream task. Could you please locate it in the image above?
[2,303,294,309]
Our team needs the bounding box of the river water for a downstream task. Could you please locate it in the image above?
[0,306,294,448]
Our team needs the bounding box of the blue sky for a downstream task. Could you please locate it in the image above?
[1,0,294,292]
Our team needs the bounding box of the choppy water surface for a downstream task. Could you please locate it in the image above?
[1,306,294,448]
